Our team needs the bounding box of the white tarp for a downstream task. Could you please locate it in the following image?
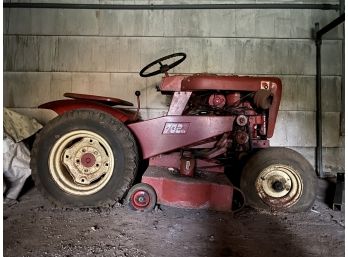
[3,133,31,201]
[3,108,43,202]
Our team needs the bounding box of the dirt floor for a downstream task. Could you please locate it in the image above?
[4,182,345,257]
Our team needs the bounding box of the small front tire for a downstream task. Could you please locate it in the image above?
[240,147,317,212]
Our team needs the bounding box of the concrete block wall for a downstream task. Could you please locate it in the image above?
[3,0,344,175]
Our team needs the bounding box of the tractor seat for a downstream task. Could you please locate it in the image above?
[64,93,134,106]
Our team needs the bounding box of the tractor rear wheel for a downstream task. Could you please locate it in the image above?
[240,147,317,212]
[31,109,138,207]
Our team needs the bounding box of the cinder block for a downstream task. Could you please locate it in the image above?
[54,36,108,72]
[39,37,58,71]
[322,112,341,147]
[322,147,345,173]
[7,9,99,35]
[201,38,236,73]
[70,72,146,106]
[279,76,316,111]
[166,10,236,37]
[271,111,316,147]
[288,147,315,169]
[286,40,316,75]
[233,39,317,75]
[3,8,10,34]
[50,73,72,101]
[173,38,205,73]
[322,76,341,112]
[279,75,342,112]
[145,76,171,108]
[139,37,175,70]
[5,7,342,39]
[99,10,144,36]
[171,7,203,38]
[175,38,232,73]
[173,38,237,74]
[321,40,342,76]
[288,146,345,174]
[110,73,146,105]
[7,8,33,35]
[4,36,342,77]
[71,72,111,96]
[99,10,166,37]
[4,72,51,108]
[288,9,343,40]
[272,110,342,148]
[237,9,292,38]
[4,36,39,71]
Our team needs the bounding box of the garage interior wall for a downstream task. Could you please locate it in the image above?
[3,0,344,176]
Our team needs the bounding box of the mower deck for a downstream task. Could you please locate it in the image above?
[141,166,234,212]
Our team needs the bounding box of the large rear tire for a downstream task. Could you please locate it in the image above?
[240,147,317,212]
[30,109,138,207]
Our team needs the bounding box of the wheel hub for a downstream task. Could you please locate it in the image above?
[62,137,111,185]
[81,153,96,168]
[272,180,284,192]
[256,164,303,209]
[132,191,150,208]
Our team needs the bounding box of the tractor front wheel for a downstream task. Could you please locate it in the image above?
[240,147,317,212]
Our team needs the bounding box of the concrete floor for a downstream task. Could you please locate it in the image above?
[4,184,345,257]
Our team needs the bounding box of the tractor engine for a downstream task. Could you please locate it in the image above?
[185,89,273,159]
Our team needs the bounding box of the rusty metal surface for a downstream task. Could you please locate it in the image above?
[181,74,278,91]
[159,75,187,91]
[167,91,192,115]
[255,164,303,210]
[180,157,195,177]
[39,99,133,123]
[181,74,282,138]
[226,92,241,106]
[149,152,224,173]
[208,94,226,108]
[251,140,270,148]
[141,166,233,211]
[128,116,234,159]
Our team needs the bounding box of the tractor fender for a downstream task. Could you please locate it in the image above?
[39,99,133,123]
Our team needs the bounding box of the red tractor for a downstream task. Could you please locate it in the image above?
[31,53,317,212]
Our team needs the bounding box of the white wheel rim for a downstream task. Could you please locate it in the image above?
[49,130,115,196]
[255,164,303,209]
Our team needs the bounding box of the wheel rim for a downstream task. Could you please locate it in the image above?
[49,130,115,196]
[131,190,151,209]
[255,164,303,209]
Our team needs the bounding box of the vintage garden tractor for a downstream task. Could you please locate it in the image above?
[31,53,317,212]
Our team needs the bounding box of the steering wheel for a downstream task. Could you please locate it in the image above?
[139,52,186,77]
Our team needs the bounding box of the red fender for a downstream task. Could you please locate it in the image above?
[39,99,134,123]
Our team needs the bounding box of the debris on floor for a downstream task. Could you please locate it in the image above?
[3,188,345,257]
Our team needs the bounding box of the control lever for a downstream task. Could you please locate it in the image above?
[134,91,141,120]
